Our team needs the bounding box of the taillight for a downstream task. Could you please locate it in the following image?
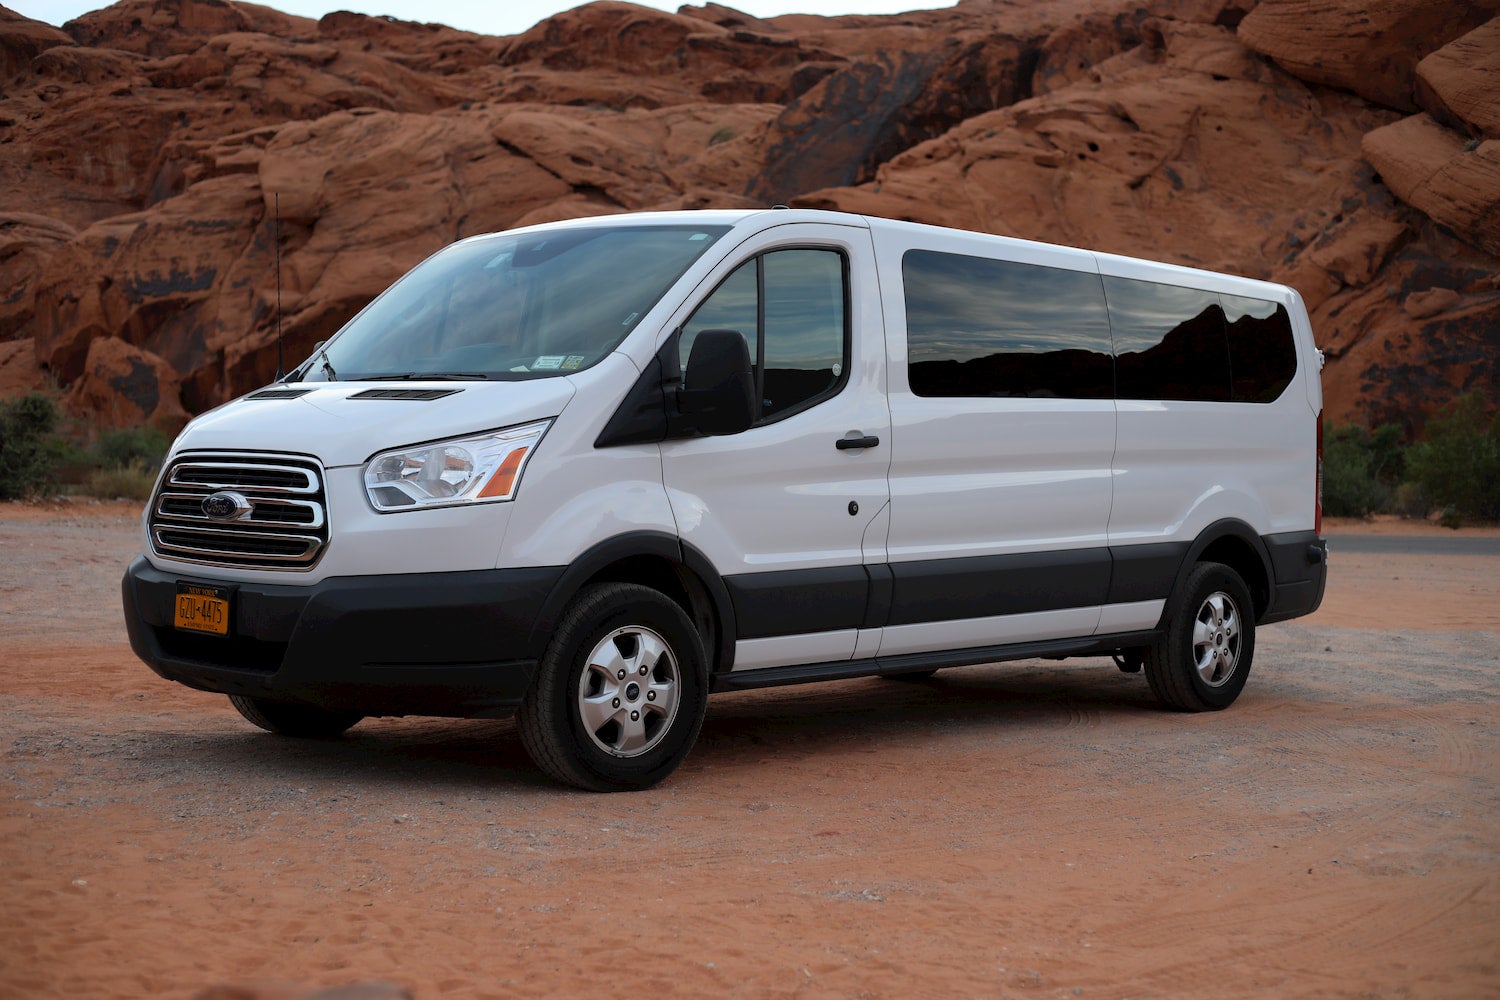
[1315,412,1324,535]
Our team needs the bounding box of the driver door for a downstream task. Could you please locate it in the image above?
[659,222,891,672]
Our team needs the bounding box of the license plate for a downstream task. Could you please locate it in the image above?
[174,582,231,636]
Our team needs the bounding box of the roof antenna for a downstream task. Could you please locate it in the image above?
[274,191,284,382]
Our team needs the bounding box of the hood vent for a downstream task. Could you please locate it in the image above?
[348,387,464,400]
[247,388,315,400]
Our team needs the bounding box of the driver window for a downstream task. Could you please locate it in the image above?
[681,247,848,424]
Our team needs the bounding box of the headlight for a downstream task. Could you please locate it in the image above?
[363,419,551,512]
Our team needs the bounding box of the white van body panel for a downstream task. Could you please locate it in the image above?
[658,221,891,578]
[494,354,678,571]
[124,208,1328,791]
[178,378,576,470]
[1093,253,1320,548]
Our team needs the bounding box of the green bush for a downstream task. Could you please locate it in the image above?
[0,394,62,500]
[93,425,171,473]
[83,459,159,501]
[1405,391,1500,523]
[74,425,171,500]
[1323,421,1402,517]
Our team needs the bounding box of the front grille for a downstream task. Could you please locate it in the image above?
[150,453,329,569]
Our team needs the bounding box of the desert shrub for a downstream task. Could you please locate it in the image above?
[1323,422,1400,517]
[83,459,159,501]
[93,425,171,472]
[1405,391,1500,523]
[73,424,171,499]
[1392,481,1428,518]
[0,393,63,499]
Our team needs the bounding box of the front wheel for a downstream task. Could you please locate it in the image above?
[228,695,363,738]
[1144,561,1255,712]
[517,583,709,791]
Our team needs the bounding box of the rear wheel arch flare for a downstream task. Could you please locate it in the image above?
[1163,520,1273,623]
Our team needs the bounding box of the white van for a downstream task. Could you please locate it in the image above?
[123,208,1328,791]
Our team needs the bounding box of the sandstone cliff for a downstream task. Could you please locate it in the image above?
[1,0,1496,432]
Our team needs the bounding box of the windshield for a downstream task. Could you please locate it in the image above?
[300,224,731,381]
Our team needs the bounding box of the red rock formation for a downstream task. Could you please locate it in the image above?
[0,0,1496,437]
[0,4,73,78]
[1237,0,1499,112]
[64,335,189,430]
[1362,115,1500,258]
[1415,18,1500,138]
[0,337,43,395]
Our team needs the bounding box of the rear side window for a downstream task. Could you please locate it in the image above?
[903,250,1114,398]
[682,247,848,423]
[1222,293,1297,403]
[1105,276,1231,402]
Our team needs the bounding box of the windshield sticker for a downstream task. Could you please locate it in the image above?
[562,355,586,370]
[532,355,565,370]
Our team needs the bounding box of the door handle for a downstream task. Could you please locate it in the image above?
[836,434,881,450]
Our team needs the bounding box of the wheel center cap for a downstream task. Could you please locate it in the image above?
[624,681,641,702]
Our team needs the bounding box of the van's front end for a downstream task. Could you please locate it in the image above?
[122,214,740,730]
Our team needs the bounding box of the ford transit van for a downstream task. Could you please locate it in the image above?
[122,208,1328,791]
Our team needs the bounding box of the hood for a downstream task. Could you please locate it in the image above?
[176,378,578,467]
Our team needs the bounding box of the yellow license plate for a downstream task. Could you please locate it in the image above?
[174,583,230,636]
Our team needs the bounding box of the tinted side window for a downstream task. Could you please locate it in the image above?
[1222,293,1297,403]
[682,248,848,424]
[761,250,846,418]
[1105,276,1230,402]
[903,250,1113,398]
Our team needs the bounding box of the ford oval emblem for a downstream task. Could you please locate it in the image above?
[202,491,250,520]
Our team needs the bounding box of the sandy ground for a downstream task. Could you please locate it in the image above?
[1,501,1496,998]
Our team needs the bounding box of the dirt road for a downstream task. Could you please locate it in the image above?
[2,503,1496,998]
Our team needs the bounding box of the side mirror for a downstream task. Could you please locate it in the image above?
[679,329,756,435]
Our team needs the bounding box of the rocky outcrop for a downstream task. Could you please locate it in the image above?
[64,336,189,430]
[0,4,74,79]
[1415,19,1500,138]
[1362,115,1500,257]
[0,0,1497,434]
[0,337,43,395]
[1237,0,1498,112]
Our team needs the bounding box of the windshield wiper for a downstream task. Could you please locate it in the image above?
[320,351,338,382]
[362,372,491,381]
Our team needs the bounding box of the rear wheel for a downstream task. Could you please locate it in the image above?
[518,583,708,792]
[1144,561,1255,711]
[228,695,363,738]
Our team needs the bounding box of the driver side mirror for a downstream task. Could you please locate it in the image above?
[678,329,756,436]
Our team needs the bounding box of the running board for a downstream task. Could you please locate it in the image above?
[712,630,1159,692]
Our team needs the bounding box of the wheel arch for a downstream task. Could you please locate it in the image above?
[1159,519,1274,625]
[526,532,737,674]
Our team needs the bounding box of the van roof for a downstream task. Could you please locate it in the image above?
[486,208,1297,303]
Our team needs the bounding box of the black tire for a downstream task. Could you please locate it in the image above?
[1144,561,1255,712]
[228,695,363,738]
[517,583,709,792]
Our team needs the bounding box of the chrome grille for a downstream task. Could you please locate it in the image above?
[150,453,329,569]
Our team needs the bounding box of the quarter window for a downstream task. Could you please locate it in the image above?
[903,250,1114,399]
[682,248,848,423]
[1105,276,1231,402]
[1222,293,1297,403]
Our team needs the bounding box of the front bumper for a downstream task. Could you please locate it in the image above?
[122,556,563,718]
